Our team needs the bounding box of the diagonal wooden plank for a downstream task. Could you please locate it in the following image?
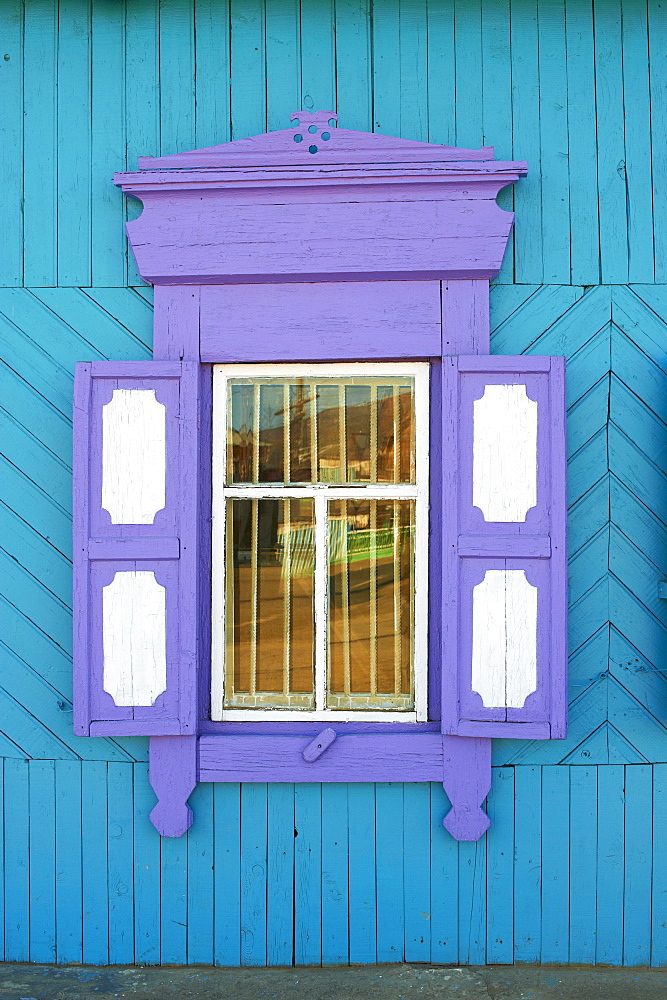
[568,576,609,654]
[609,627,667,724]
[610,376,667,474]
[608,425,667,528]
[568,526,608,606]
[517,285,611,357]
[490,285,586,355]
[567,427,608,508]
[567,377,609,456]
[607,676,667,763]
[612,328,667,426]
[566,324,611,407]
[568,475,609,558]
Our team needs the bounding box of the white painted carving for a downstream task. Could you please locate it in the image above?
[102,389,166,524]
[473,384,537,522]
[103,571,167,706]
[471,569,537,709]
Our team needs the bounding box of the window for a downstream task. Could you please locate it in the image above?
[211,363,429,721]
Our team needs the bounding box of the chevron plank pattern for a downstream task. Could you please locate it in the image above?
[491,285,667,766]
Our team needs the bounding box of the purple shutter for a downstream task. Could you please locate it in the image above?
[441,355,567,739]
[73,361,201,737]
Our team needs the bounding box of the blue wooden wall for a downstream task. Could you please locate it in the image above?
[1,0,666,966]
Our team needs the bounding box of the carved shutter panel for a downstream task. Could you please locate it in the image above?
[441,356,567,739]
[73,361,202,736]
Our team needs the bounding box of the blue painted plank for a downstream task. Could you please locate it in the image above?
[486,767,514,965]
[321,783,349,965]
[107,762,134,965]
[623,765,653,965]
[403,783,431,962]
[430,783,458,964]
[348,783,377,963]
[399,0,428,142]
[335,0,372,132]
[596,765,625,964]
[230,0,266,139]
[57,0,91,286]
[0,0,23,286]
[3,759,29,961]
[568,428,608,509]
[300,0,336,112]
[294,783,322,965]
[133,763,161,964]
[371,0,401,137]
[375,783,404,963]
[29,760,56,963]
[82,288,153,354]
[513,766,541,962]
[0,762,3,960]
[568,477,609,559]
[649,0,667,281]
[265,0,300,133]
[82,761,109,965]
[213,783,241,966]
[426,0,455,145]
[569,767,597,963]
[194,0,232,148]
[159,0,196,154]
[537,0,570,283]
[453,0,483,149]
[240,783,268,966]
[266,783,295,966]
[22,0,57,286]
[595,0,629,283]
[540,766,569,962]
[481,0,513,284]
[490,285,586,358]
[652,765,667,967]
[160,823,188,963]
[457,836,487,965]
[187,782,215,964]
[55,761,83,965]
[565,0,600,285]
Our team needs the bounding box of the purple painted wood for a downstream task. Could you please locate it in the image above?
[440,355,568,739]
[149,736,197,838]
[441,736,491,841]
[153,285,201,362]
[442,280,490,354]
[302,729,337,763]
[72,361,202,738]
[199,281,442,362]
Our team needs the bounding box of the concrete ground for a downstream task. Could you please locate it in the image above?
[0,964,665,1000]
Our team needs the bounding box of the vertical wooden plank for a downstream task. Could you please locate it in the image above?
[0,760,4,962]
[404,783,431,961]
[596,764,625,964]
[510,0,543,284]
[194,0,232,149]
[230,0,266,139]
[55,761,83,965]
[23,0,57,286]
[622,0,655,282]
[595,0,629,283]
[649,0,667,281]
[426,0,455,145]
[187,783,215,964]
[300,0,335,112]
[3,759,29,961]
[240,783,268,966]
[267,784,295,966]
[372,0,401,136]
[481,0,513,284]
[124,0,159,286]
[294,783,322,965]
[29,760,56,963]
[624,765,653,965]
[375,783,404,962]
[348,783,377,963]
[399,0,428,142]
[335,0,372,131]
[538,0,571,284]
[57,0,92,287]
[652,765,667,967]
[565,0,600,284]
[82,761,109,965]
[160,826,188,963]
[214,783,242,966]
[107,762,134,965]
[321,783,349,965]
[457,836,487,964]
[486,767,514,964]
[430,783,458,964]
[91,0,126,286]
[0,0,23,285]
[453,0,483,149]
[513,766,541,962]
[540,766,569,963]
[134,762,161,964]
[265,0,300,132]
[159,0,195,153]
[569,766,597,963]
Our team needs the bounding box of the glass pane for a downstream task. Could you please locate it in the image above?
[226,376,415,485]
[224,498,315,709]
[327,499,415,711]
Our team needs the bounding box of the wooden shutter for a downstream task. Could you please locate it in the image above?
[441,356,567,739]
[73,361,203,736]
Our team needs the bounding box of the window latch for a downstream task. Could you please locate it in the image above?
[302,728,337,762]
